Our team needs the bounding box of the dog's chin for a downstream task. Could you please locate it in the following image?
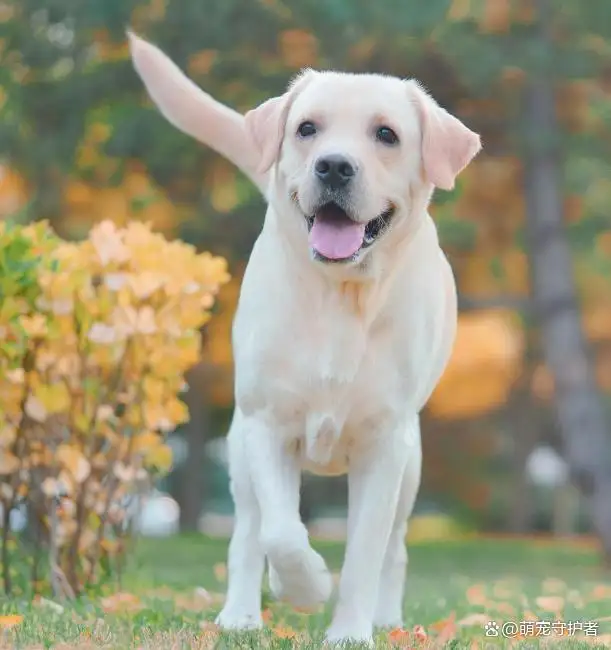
[300,200,396,266]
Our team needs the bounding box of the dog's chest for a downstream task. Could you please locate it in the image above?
[298,297,368,383]
[233,254,428,474]
[258,304,401,473]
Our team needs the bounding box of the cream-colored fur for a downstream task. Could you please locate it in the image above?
[129,33,480,646]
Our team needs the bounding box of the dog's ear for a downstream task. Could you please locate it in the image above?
[245,71,314,174]
[409,80,481,191]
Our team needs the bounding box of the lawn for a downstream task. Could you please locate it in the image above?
[1,535,610,648]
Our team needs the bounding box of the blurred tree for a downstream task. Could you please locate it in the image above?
[3,0,611,533]
[179,352,211,532]
[522,0,611,559]
[436,0,611,550]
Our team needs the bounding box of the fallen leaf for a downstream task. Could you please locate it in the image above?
[430,611,455,632]
[273,625,297,639]
[0,614,23,627]
[493,585,515,599]
[466,583,488,606]
[412,624,427,643]
[194,587,211,601]
[145,586,175,600]
[175,587,213,612]
[101,592,142,613]
[590,584,611,600]
[494,601,517,616]
[432,612,457,646]
[388,627,410,646]
[542,578,566,593]
[458,613,490,627]
[199,621,220,640]
[535,595,565,613]
[213,562,227,582]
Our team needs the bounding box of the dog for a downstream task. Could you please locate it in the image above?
[129,33,480,646]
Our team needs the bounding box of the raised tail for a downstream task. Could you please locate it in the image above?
[128,31,269,196]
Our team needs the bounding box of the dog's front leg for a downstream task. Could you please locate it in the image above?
[216,413,265,629]
[244,414,333,610]
[325,422,415,646]
[374,417,422,628]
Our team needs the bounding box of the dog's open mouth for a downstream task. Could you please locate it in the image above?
[305,202,395,263]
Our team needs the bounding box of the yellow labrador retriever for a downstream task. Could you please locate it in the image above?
[129,34,480,646]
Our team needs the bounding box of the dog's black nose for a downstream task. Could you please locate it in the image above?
[314,154,355,189]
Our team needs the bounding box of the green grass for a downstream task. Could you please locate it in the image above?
[1,535,610,648]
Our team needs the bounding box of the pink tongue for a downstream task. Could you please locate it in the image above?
[309,214,365,260]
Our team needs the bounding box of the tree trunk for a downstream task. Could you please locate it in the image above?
[178,361,210,532]
[506,385,539,533]
[522,0,611,560]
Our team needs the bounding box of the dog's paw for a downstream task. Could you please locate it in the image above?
[324,625,374,648]
[264,524,333,609]
[325,615,374,647]
[268,547,332,609]
[215,608,262,631]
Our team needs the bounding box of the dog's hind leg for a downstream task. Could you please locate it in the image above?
[373,416,422,629]
[243,414,332,611]
[216,414,265,629]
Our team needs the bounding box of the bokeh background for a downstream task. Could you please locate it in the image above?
[3,0,611,548]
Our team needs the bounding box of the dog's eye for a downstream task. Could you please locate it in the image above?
[375,126,399,146]
[297,121,317,138]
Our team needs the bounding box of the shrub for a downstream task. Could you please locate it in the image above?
[0,220,229,597]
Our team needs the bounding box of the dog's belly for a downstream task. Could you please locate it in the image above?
[293,375,409,476]
[259,359,408,477]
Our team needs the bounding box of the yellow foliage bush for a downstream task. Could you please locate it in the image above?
[0,220,229,596]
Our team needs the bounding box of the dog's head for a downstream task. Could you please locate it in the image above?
[247,70,480,267]
[127,35,480,270]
